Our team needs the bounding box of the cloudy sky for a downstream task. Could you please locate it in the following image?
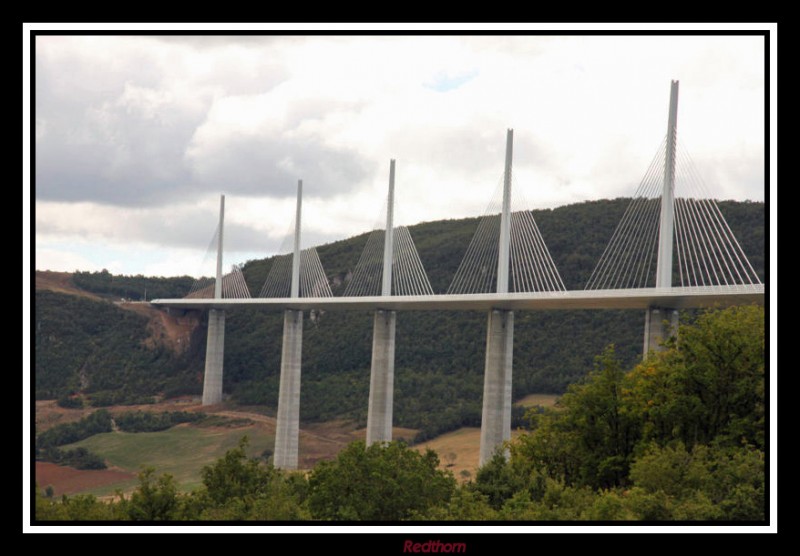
[31,32,768,278]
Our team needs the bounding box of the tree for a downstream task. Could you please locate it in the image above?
[628,442,764,520]
[672,306,765,449]
[125,467,179,521]
[200,436,275,506]
[181,436,309,520]
[561,346,642,487]
[625,305,765,450]
[307,441,455,520]
[495,306,765,520]
[499,480,597,521]
[508,346,641,490]
[472,450,535,510]
[415,487,497,520]
[35,484,122,521]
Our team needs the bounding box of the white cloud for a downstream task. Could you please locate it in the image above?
[35,248,103,274]
[33,34,767,276]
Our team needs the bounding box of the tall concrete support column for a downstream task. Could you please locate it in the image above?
[366,310,396,445]
[646,81,680,356]
[274,309,303,469]
[366,160,398,446]
[275,180,305,469]
[480,130,515,467]
[202,309,225,405]
[643,307,679,354]
[480,309,514,467]
[202,194,226,406]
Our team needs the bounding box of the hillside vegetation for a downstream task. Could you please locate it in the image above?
[36,305,766,521]
[34,289,203,403]
[34,199,764,440]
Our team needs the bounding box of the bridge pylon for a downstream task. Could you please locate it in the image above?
[202,194,226,406]
[274,180,305,469]
[366,160,398,446]
[479,129,515,467]
[645,80,680,356]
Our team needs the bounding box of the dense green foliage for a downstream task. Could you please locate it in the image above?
[35,306,767,522]
[56,395,83,409]
[462,305,766,520]
[307,441,456,520]
[35,410,113,469]
[88,391,157,407]
[36,304,766,523]
[40,446,107,470]
[36,199,764,440]
[34,290,199,402]
[35,490,126,521]
[36,410,113,452]
[185,437,310,520]
[72,270,194,301]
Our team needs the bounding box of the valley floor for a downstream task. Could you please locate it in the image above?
[33,394,558,497]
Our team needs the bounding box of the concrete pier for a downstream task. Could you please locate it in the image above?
[273,309,304,469]
[479,309,514,467]
[643,306,679,355]
[201,309,225,405]
[366,310,396,445]
[202,194,226,407]
[479,130,515,467]
[366,160,398,447]
[274,180,305,470]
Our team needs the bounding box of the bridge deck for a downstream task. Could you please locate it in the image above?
[151,285,764,312]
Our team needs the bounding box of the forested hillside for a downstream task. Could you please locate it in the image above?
[37,305,766,522]
[34,290,203,404]
[71,271,194,301]
[34,198,765,440]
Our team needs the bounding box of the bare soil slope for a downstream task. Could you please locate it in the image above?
[36,462,136,497]
[35,271,101,300]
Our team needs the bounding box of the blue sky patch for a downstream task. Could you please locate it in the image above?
[424,70,479,92]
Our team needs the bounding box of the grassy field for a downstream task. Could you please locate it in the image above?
[416,427,483,481]
[45,395,558,496]
[515,393,559,408]
[63,423,274,496]
[415,427,528,482]
[415,395,558,482]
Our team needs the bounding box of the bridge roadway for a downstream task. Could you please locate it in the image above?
[152,284,765,312]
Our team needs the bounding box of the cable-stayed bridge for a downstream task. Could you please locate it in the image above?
[152,81,764,469]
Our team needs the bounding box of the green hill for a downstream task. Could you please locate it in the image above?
[34,198,765,440]
[34,290,203,403]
